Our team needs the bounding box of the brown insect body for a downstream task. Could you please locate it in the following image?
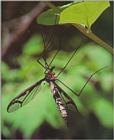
[7,26,107,125]
[45,67,68,120]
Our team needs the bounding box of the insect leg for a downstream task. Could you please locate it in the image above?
[49,44,61,66]
[57,79,79,96]
[56,47,80,77]
[77,66,108,96]
[57,66,108,97]
[37,58,46,69]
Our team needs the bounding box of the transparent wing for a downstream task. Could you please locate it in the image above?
[41,28,54,53]
[7,78,45,112]
[38,27,60,68]
[54,81,80,113]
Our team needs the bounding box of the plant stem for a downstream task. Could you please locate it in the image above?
[73,24,114,55]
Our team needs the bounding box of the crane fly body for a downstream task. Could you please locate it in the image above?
[7,63,69,120]
[7,26,107,124]
[45,66,57,82]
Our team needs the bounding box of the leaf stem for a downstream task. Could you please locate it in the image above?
[73,24,114,55]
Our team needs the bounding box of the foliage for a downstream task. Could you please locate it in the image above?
[2,1,113,139]
[59,1,110,29]
[37,1,113,55]
[37,1,110,29]
[2,36,113,137]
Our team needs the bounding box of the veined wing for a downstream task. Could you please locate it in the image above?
[53,81,80,113]
[7,78,45,112]
[41,28,55,52]
[41,27,60,53]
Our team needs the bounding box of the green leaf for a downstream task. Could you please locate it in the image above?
[100,72,113,93]
[23,34,43,55]
[83,43,112,68]
[59,1,110,28]
[1,62,9,81]
[2,41,112,138]
[37,8,60,25]
[37,3,72,25]
[93,98,113,128]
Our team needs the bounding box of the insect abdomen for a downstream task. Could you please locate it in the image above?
[50,82,68,120]
[55,96,68,119]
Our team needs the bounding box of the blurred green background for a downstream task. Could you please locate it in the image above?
[1,1,113,139]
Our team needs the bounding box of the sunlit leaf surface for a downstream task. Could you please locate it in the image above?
[59,1,110,28]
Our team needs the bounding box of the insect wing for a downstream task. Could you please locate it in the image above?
[7,78,45,112]
[54,82,80,113]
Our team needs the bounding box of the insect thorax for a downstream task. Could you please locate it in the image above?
[45,70,56,82]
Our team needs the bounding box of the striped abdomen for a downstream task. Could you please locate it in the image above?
[50,81,68,120]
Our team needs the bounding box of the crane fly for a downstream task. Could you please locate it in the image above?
[7,27,107,123]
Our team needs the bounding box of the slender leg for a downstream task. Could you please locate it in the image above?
[77,66,108,96]
[56,47,80,77]
[57,66,108,97]
[57,79,79,96]
[49,47,60,67]
[37,58,46,69]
